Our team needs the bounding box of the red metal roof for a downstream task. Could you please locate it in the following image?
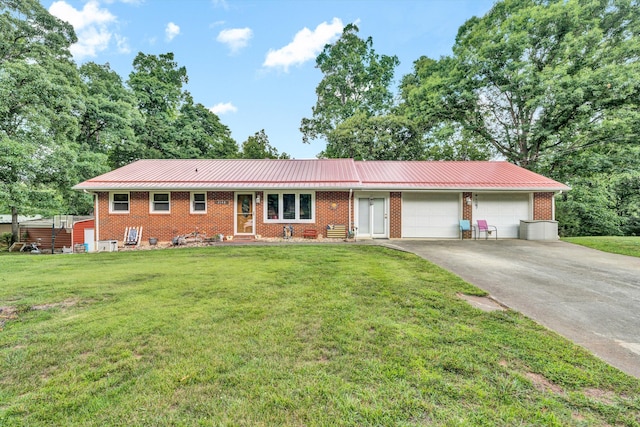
[73,159,361,190]
[355,161,569,190]
[73,159,569,191]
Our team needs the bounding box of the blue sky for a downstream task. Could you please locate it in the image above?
[43,0,496,159]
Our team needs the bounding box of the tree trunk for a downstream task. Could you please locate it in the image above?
[11,206,19,244]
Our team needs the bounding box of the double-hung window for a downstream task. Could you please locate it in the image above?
[110,192,130,213]
[150,192,170,213]
[191,192,207,214]
[265,192,314,222]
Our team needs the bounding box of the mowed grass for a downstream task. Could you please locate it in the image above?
[1,245,639,426]
[562,236,640,258]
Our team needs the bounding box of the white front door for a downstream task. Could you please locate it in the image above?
[358,197,387,238]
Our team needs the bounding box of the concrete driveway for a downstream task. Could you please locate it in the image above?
[382,239,640,378]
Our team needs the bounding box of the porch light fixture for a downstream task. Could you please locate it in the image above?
[256,194,261,204]
[465,197,472,206]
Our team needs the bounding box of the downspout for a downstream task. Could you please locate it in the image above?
[348,189,353,235]
[91,191,99,244]
[553,191,560,221]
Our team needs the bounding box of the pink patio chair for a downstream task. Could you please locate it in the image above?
[476,220,497,240]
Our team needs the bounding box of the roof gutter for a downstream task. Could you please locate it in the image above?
[73,185,569,192]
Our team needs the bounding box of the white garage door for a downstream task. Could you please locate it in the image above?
[473,193,530,238]
[402,193,460,238]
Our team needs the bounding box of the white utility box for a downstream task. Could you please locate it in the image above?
[97,240,119,252]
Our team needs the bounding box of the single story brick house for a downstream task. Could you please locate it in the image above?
[72,159,569,244]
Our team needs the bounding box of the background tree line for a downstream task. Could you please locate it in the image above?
[0,0,287,242]
[1,0,638,239]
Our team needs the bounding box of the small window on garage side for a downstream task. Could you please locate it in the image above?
[110,193,129,213]
[150,192,170,213]
[191,192,207,214]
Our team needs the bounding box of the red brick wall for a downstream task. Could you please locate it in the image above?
[533,192,554,220]
[461,192,473,239]
[97,191,235,243]
[255,191,352,238]
[390,192,402,238]
[97,190,356,243]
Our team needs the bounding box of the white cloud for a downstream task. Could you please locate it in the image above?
[165,22,180,42]
[263,17,344,72]
[212,0,229,9]
[48,0,117,59]
[115,34,130,54]
[49,0,114,30]
[209,102,238,115]
[217,28,253,54]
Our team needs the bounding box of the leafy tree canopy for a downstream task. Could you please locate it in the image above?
[127,52,241,161]
[400,0,640,170]
[240,130,289,159]
[321,113,422,160]
[0,0,86,241]
[301,24,399,145]
[175,93,239,159]
[78,62,142,168]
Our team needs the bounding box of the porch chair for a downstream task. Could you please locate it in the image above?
[459,220,473,240]
[124,226,142,246]
[476,220,497,240]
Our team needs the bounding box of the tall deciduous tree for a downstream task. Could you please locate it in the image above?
[240,130,289,159]
[321,112,422,160]
[78,62,142,168]
[128,52,187,159]
[300,24,399,151]
[127,52,239,160]
[398,56,493,161]
[401,0,640,170]
[0,0,84,242]
[175,94,238,159]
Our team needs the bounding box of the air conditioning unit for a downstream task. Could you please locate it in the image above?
[97,240,118,252]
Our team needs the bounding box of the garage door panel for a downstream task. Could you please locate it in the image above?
[403,193,460,238]
[473,194,529,238]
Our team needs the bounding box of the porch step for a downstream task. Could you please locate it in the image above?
[232,235,256,241]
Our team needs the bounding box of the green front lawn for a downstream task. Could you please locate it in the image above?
[562,236,640,258]
[1,245,639,426]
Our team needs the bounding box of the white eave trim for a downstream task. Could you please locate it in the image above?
[73,184,570,192]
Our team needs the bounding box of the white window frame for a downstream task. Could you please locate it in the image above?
[109,192,130,214]
[150,192,171,213]
[190,192,207,214]
[263,191,315,223]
